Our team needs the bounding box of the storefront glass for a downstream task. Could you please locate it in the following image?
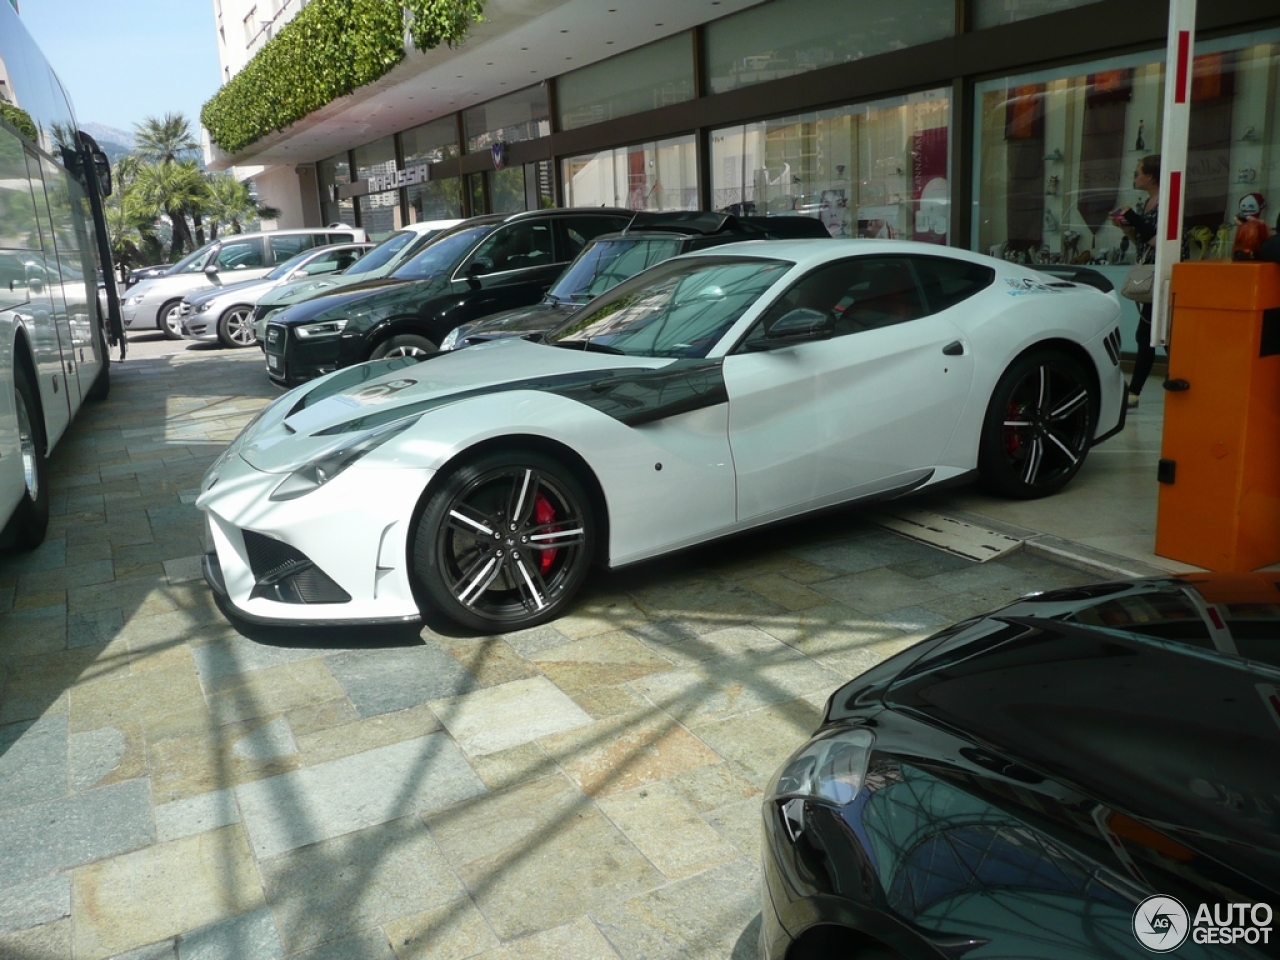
[557,34,694,131]
[710,89,951,240]
[401,116,458,166]
[487,161,554,213]
[706,0,952,95]
[353,137,398,238]
[464,85,550,154]
[318,154,353,227]
[973,30,1280,266]
[407,177,463,223]
[561,135,698,211]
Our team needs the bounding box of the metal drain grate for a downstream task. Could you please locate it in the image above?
[875,510,1023,562]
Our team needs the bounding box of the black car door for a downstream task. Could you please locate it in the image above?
[443,220,563,329]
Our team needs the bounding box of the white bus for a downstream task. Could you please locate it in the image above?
[1,0,122,551]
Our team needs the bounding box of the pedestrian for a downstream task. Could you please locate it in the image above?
[1113,154,1163,408]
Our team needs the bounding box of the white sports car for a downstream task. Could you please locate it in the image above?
[197,240,1126,633]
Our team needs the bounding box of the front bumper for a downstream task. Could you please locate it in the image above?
[265,324,363,387]
[197,448,436,624]
[181,313,220,342]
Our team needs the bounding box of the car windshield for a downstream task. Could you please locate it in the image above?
[265,248,324,281]
[548,256,791,358]
[550,235,686,304]
[170,240,217,274]
[391,225,495,280]
[345,230,417,276]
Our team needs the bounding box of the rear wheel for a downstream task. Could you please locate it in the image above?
[978,349,1095,499]
[370,333,435,360]
[412,450,596,632]
[2,363,50,550]
[158,300,184,340]
[217,305,257,348]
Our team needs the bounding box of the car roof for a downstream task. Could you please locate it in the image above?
[399,219,464,235]
[678,238,1001,270]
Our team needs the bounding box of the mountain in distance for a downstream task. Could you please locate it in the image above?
[79,122,134,162]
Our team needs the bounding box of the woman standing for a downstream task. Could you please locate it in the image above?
[1114,154,1162,408]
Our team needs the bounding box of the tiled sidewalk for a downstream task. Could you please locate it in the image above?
[0,347,1097,960]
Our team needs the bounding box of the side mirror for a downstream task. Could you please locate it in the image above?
[204,263,220,277]
[467,257,495,277]
[92,149,113,198]
[746,308,833,351]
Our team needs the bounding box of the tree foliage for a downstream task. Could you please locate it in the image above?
[202,0,484,155]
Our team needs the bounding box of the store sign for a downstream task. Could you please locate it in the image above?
[367,163,430,194]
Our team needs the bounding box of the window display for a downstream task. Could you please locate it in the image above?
[972,31,1280,269]
[562,136,697,211]
[710,90,950,242]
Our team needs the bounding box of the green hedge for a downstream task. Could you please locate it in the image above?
[202,0,484,155]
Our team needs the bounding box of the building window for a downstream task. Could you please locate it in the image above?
[711,89,951,241]
[973,0,1103,31]
[562,135,698,212]
[464,85,550,154]
[318,154,354,229]
[557,34,695,132]
[242,7,256,46]
[353,136,398,238]
[705,0,953,96]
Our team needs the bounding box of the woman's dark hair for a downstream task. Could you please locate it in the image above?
[1138,154,1161,180]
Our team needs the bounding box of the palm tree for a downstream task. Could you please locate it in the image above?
[203,173,280,239]
[131,160,207,258]
[133,113,199,165]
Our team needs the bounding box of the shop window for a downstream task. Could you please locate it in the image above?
[464,86,550,155]
[711,90,950,242]
[706,0,952,96]
[318,153,354,229]
[558,34,694,132]
[562,135,697,211]
[407,178,462,223]
[973,0,1103,31]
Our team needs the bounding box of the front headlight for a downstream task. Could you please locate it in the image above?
[125,293,145,306]
[196,301,214,314]
[269,414,421,501]
[293,318,348,339]
[439,327,462,351]
[768,727,874,805]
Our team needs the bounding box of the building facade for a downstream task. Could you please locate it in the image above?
[208,0,1280,284]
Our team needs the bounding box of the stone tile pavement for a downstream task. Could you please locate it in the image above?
[0,340,1101,959]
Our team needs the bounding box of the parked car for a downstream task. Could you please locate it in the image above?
[121,226,367,340]
[251,219,463,343]
[440,211,831,350]
[761,574,1280,960]
[199,239,1125,633]
[179,242,373,348]
[261,208,631,386]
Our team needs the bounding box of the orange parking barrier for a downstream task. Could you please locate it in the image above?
[1155,262,1280,572]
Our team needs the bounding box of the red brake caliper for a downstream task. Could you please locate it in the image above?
[1003,401,1023,456]
[534,493,557,574]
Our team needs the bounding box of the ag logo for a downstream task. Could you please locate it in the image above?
[1133,895,1190,952]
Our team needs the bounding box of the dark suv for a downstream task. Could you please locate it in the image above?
[263,208,631,386]
[438,211,832,350]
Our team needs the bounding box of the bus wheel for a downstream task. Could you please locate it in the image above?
[2,363,50,550]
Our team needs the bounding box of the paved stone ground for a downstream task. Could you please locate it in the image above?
[0,338,1097,960]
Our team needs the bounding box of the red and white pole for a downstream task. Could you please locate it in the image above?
[1152,0,1196,346]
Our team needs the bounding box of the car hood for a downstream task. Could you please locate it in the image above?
[453,301,580,345]
[273,276,430,325]
[187,277,272,306]
[257,270,385,308]
[235,337,670,473]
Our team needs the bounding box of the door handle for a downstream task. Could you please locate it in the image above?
[942,340,964,356]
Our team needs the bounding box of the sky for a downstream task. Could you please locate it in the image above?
[17,0,223,139]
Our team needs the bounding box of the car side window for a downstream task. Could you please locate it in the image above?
[557,216,630,260]
[910,257,996,315]
[470,222,553,273]
[215,238,265,270]
[740,257,927,349]
[270,234,315,262]
[325,232,355,245]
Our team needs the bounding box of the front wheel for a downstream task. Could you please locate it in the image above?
[370,333,436,361]
[978,349,1095,499]
[217,305,257,348]
[412,450,596,632]
[2,363,50,550]
[158,300,184,340]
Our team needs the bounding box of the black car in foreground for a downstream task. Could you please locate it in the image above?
[763,575,1280,960]
[262,208,630,386]
[439,211,832,350]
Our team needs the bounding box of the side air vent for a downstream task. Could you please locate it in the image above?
[243,529,351,604]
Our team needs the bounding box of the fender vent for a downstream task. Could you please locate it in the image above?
[243,529,350,604]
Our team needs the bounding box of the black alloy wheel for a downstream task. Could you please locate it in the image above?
[413,450,596,632]
[978,349,1095,499]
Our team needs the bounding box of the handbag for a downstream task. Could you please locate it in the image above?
[1121,245,1155,302]
[1121,264,1154,302]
